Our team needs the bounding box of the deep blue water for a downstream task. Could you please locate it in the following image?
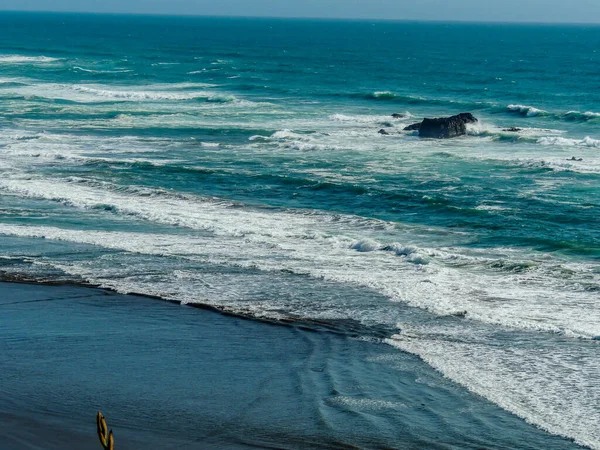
[0,12,599,448]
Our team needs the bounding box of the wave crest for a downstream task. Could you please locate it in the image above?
[537,136,600,148]
[367,91,398,100]
[69,85,237,102]
[563,111,600,121]
[0,55,62,64]
[507,104,547,117]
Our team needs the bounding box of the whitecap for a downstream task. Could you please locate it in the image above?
[537,136,600,148]
[563,110,600,121]
[507,104,547,117]
[0,55,62,64]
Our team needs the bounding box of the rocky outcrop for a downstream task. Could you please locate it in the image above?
[392,113,407,119]
[403,122,422,131]
[403,113,478,137]
[418,113,478,138]
[378,129,390,135]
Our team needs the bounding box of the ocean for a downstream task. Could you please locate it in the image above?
[0,12,599,448]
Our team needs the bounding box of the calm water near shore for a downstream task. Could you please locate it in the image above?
[0,12,599,448]
[0,282,584,449]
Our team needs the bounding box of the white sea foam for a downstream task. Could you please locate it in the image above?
[5,82,241,103]
[507,104,547,117]
[327,396,407,410]
[0,55,62,64]
[350,239,381,252]
[248,129,345,151]
[270,129,311,140]
[329,113,410,124]
[387,324,600,449]
[564,110,600,120]
[474,204,511,212]
[73,66,133,74]
[1,176,598,339]
[371,91,397,99]
[69,85,233,102]
[538,136,600,148]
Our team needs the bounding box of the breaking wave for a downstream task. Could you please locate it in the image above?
[506,104,548,117]
[0,55,63,64]
[69,85,238,102]
[563,111,600,121]
[537,136,600,148]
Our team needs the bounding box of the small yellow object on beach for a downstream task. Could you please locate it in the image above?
[96,411,115,450]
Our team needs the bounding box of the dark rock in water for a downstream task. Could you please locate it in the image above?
[404,122,422,131]
[392,113,407,119]
[455,112,478,124]
[419,113,478,139]
[568,156,583,162]
[378,129,390,135]
[403,113,478,137]
[503,127,522,132]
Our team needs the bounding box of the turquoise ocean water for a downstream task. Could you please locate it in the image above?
[0,12,599,448]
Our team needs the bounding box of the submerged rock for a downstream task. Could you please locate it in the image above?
[392,113,407,119]
[503,127,522,132]
[378,129,390,135]
[418,113,478,138]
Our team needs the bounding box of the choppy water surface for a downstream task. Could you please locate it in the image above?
[0,12,599,448]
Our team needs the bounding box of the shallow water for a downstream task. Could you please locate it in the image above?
[0,282,582,449]
[0,12,599,448]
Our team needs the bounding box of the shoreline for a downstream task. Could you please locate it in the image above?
[0,280,584,449]
[0,275,381,337]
